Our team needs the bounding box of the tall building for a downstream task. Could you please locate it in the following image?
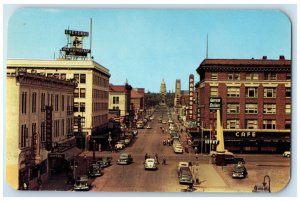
[160,79,167,105]
[196,56,291,153]
[6,71,77,190]
[7,59,111,151]
[174,79,181,109]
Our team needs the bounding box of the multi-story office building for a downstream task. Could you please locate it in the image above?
[6,59,110,150]
[196,56,291,153]
[174,79,181,109]
[6,71,77,190]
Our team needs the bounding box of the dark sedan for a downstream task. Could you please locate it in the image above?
[97,157,112,168]
[232,163,248,179]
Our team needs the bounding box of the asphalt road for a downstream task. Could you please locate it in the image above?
[41,108,291,193]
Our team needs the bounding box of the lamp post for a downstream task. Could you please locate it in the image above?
[73,154,77,180]
[263,175,271,193]
[84,154,87,174]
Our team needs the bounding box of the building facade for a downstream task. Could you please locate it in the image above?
[174,79,181,109]
[6,71,77,190]
[160,79,167,105]
[131,88,145,120]
[196,56,291,153]
[109,83,132,119]
[6,59,111,150]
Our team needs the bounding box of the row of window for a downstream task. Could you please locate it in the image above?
[93,74,109,87]
[92,114,108,127]
[20,118,73,149]
[113,96,120,104]
[21,92,73,114]
[211,87,291,98]
[226,103,290,114]
[210,72,291,81]
[92,89,109,99]
[92,102,108,112]
[226,119,291,130]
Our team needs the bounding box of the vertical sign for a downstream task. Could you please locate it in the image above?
[45,106,53,151]
[188,74,194,120]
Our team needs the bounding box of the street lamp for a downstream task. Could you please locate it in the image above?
[263,175,271,193]
[252,175,271,192]
[84,154,87,174]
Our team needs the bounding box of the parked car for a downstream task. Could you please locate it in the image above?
[117,153,133,165]
[115,141,126,150]
[283,151,291,158]
[88,163,103,177]
[178,167,193,185]
[210,150,233,157]
[132,129,138,136]
[97,157,112,168]
[124,138,131,145]
[146,125,151,129]
[162,120,167,124]
[232,163,248,179]
[73,176,90,191]
[144,158,158,170]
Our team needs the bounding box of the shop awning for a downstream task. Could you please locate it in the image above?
[62,147,82,161]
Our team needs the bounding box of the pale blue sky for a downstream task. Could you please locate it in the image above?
[6,8,291,92]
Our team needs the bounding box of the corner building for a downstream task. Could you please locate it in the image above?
[196,56,291,153]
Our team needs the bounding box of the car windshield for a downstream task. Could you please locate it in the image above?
[147,159,155,163]
[233,165,245,173]
[120,154,128,159]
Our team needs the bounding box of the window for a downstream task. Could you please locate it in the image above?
[286,88,291,98]
[285,120,291,129]
[61,119,65,136]
[211,73,218,80]
[32,92,37,113]
[246,87,258,98]
[227,87,240,97]
[246,73,259,80]
[113,97,119,104]
[286,73,291,80]
[22,92,27,114]
[54,73,59,79]
[80,74,86,83]
[227,104,240,114]
[73,102,79,112]
[80,102,86,112]
[285,104,291,114]
[41,93,46,112]
[47,73,53,78]
[61,95,65,111]
[210,87,218,97]
[264,72,277,80]
[80,88,86,98]
[264,88,276,98]
[246,120,258,129]
[228,73,240,80]
[226,119,240,129]
[263,104,276,114]
[20,124,28,148]
[263,120,276,129]
[55,95,59,111]
[245,104,258,114]
[74,88,79,98]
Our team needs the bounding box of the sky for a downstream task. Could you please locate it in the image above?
[5,6,292,92]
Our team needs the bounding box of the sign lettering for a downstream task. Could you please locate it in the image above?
[45,106,53,151]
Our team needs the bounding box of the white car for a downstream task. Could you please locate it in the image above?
[144,158,158,170]
[283,151,291,158]
[115,141,125,150]
[210,150,233,157]
[173,145,183,154]
[146,125,151,129]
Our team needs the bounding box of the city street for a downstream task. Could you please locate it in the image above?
[41,109,291,193]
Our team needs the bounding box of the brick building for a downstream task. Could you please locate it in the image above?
[196,56,291,153]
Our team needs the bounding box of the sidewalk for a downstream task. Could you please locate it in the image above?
[40,173,73,191]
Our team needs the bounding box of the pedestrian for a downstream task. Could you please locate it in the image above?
[155,154,159,164]
[37,178,42,190]
[181,128,183,133]
[162,158,166,165]
[23,182,28,190]
[145,153,148,160]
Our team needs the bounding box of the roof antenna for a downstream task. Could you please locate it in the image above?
[206,34,208,59]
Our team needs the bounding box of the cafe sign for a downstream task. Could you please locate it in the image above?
[209,97,222,110]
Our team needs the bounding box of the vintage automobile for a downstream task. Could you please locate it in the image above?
[88,163,103,177]
[73,176,90,191]
[283,151,291,158]
[97,157,112,168]
[178,167,193,185]
[117,153,133,165]
[146,125,151,129]
[115,141,126,150]
[173,144,184,154]
[232,163,248,179]
[124,138,131,145]
[144,158,158,170]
